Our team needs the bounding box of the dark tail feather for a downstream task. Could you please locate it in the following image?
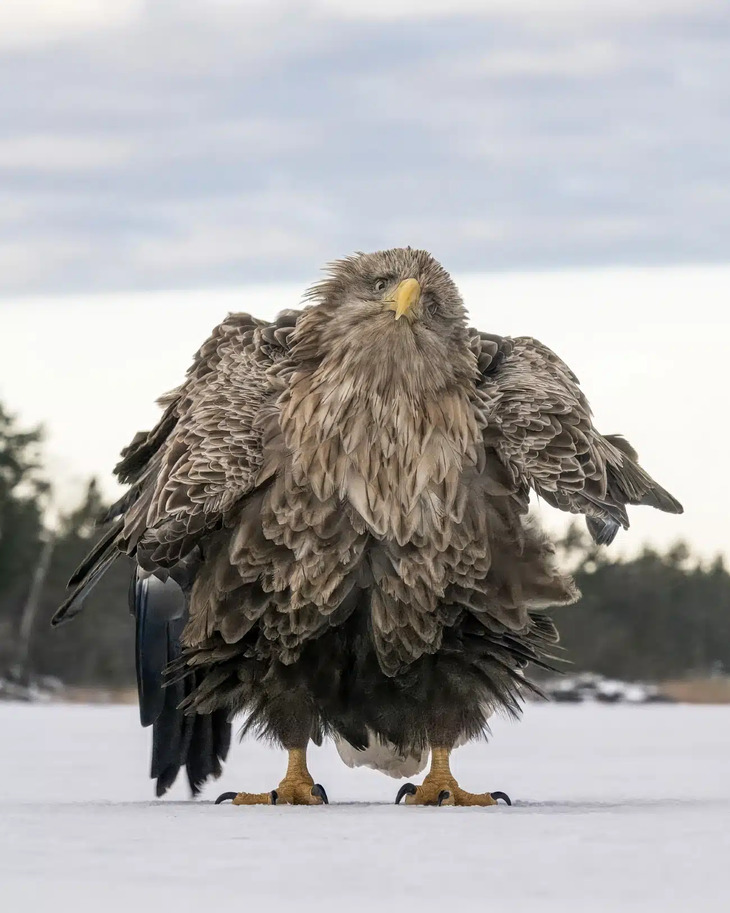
[131,570,231,796]
[185,709,231,795]
[151,666,190,796]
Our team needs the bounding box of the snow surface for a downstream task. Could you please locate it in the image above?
[2,702,729,913]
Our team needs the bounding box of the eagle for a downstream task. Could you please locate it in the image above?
[55,248,682,806]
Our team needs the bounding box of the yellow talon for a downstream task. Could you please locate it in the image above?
[395,747,509,807]
[217,748,329,806]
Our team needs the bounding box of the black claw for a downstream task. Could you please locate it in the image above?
[214,792,238,805]
[395,783,418,804]
[311,784,329,804]
[437,790,451,806]
[490,791,512,806]
[270,790,278,805]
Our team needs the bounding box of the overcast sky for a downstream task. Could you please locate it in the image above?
[1,2,726,560]
[0,0,728,295]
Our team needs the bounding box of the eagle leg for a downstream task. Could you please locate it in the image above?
[394,748,511,808]
[215,747,328,806]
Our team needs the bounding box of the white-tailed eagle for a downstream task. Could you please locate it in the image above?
[55,249,682,806]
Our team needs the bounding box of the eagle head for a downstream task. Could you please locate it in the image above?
[297,248,477,399]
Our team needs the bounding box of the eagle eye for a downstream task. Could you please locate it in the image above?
[425,296,440,318]
[373,278,387,293]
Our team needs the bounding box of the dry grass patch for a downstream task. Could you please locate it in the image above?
[660,678,730,704]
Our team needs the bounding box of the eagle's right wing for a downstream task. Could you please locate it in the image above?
[53,309,300,625]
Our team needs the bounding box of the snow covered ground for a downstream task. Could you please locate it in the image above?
[2,702,729,913]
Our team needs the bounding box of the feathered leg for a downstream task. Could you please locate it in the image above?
[395,747,511,807]
[216,746,328,806]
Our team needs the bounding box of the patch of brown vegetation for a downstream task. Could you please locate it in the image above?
[59,687,138,705]
[660,678,730,704]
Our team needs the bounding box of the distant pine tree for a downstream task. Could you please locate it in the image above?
[25,478,135,687]
[0,403,48,669]
[551,523,730,680]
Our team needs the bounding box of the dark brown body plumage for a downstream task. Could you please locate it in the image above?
[56,249,682,789]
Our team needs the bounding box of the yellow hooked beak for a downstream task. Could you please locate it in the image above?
[385,278,421,321]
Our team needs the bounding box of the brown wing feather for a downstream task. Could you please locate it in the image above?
[128,310,300,564]
[471,333,682,544]
[53,309,300,625]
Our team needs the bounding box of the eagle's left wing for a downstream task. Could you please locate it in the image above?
[470,332,683,544]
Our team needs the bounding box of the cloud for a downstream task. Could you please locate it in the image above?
[454,43,623,79]
[0,0,728,295]
[0,0,144,49]
[0,134,135,171]
[316,0,723,24]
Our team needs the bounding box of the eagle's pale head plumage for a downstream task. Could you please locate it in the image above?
[294,248,477,401]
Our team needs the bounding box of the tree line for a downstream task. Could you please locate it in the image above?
[1,399,728,687]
